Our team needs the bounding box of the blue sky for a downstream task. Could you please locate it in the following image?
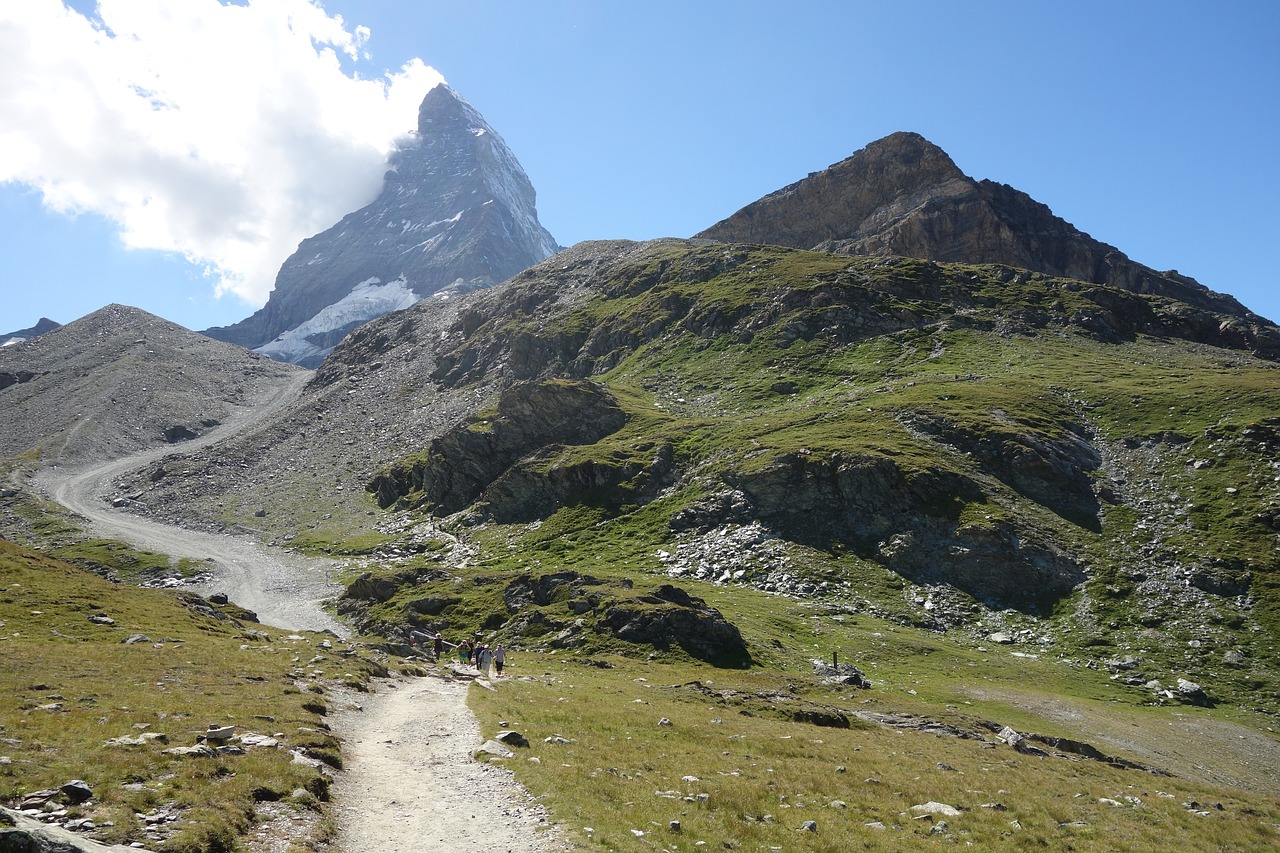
[2,1,1277,335]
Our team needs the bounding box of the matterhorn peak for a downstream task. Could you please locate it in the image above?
[204,85,560,367]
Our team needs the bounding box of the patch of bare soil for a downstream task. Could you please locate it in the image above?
[329,674,562,853]
[961,686,1280,795]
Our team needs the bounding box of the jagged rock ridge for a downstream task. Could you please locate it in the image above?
[203,83,560,367]
[696,132,1265,322]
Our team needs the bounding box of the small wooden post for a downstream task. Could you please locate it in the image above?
[832,650,838,667]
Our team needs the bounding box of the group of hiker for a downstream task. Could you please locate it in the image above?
[407,629,506,677]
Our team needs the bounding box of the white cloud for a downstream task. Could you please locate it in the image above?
[0,0,443,308]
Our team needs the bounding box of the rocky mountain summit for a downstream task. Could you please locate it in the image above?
[1,316,61,348]
[0,304,303,466]
[696,132,1265,324]
[203,83,559,367]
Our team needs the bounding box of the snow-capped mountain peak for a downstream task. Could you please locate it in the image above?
[204,84,560,368]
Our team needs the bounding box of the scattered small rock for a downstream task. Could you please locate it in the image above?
[911,802,962,818]
[495,730,529,747]
[59,780,94,804]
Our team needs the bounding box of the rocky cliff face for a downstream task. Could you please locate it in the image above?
[204,83,560,367]
[696,132,1261,322]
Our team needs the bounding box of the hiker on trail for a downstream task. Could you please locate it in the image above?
[478,644,494,677]
[458,640,472,666]
[433,632,444,660]
[407,629,432,651]
[475,643,488,670]
[493,644,506,676]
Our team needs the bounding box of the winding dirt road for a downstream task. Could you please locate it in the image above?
[37,371,345,634]
[34,369,559,853]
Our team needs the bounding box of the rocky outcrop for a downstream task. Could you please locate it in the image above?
[1,806,152,852]
[0,369,36,391]
[594,583,752,667]
[204,84,559,366]
[721,449,1085,613]
[500,573,751,666]
[367,379,636,515]
[899,410,1102,530]
[695,132,1275,338]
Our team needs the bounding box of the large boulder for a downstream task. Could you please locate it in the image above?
[595,584,752,667]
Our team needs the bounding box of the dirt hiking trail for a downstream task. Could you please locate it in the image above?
[332,675,557,852]
[35,370,561,853]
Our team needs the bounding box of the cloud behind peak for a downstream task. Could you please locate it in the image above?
[0,0,443,308]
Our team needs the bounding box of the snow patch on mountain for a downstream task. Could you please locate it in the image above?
[254,277,420,364]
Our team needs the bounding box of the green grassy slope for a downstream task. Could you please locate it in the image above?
[363,242,1279,705]
[337,240,1280,847]
[0,540,384,852]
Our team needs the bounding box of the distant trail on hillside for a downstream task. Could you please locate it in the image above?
[37,370,347,635]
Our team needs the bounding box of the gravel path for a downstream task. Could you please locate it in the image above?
[36,371,346,635]
[33,368,559,852]
[331,675,558,853]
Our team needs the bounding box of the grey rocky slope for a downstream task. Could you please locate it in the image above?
[204,83,560,368]
[108,287,500,539]
[100,242,649,540]
[696,131,1268,324]
[0,304,304,467]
